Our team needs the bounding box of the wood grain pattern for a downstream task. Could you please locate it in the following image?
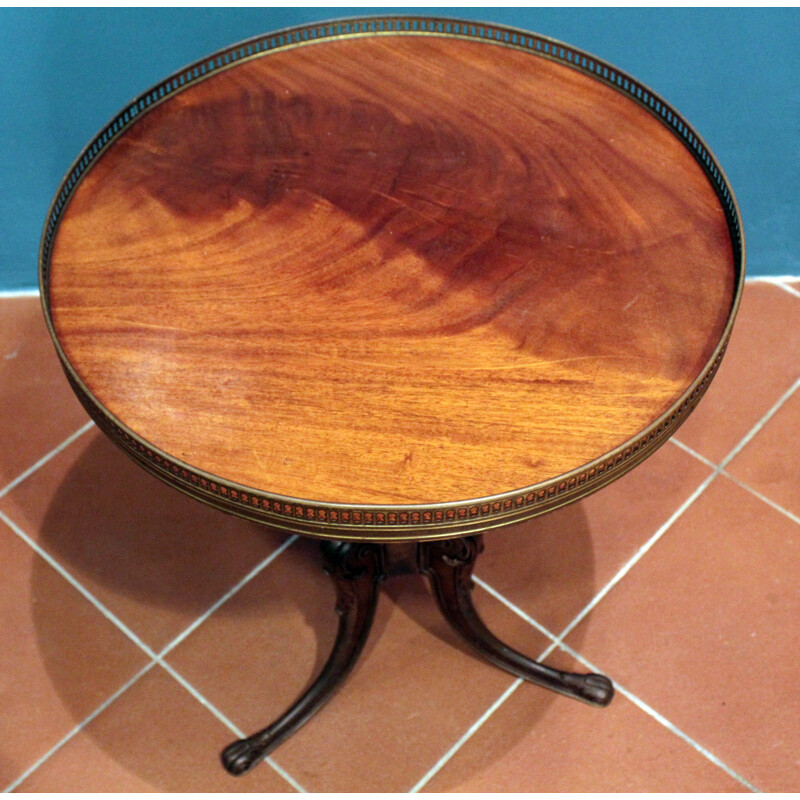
[48,34,736,508]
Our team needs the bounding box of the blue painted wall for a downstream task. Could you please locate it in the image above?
[2,7,798,290]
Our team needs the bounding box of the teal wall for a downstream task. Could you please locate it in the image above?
[2,7,798,290]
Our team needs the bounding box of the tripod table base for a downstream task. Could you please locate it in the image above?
[221,535,613,777]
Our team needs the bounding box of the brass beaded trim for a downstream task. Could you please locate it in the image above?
[63,343,725,539]
[41,16,744,539]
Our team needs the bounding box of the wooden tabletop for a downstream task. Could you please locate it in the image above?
[43,21,742,538]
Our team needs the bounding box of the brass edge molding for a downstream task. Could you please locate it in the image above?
[61,343,725,540]
[41,16,745,540]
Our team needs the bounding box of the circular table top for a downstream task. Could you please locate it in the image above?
[42,18,744,540]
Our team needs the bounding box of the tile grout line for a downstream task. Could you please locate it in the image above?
[556,468,721,644]
[6,428,790,800]
[775,282,800,300]
[743,275,800,286]
[559,371,800,645]
[408,677,524,793]
[5,294,796,792]
[156,660,306,793]
[673,437,800,527]
[0,289,41,297]
[445,406,798,791]
[670,437,718,469]
[157,534,299,659]
[749,276,800,299]
[0,510,305,792]
[0,420,95,499]
[525,383,800,786]
[472,575,559,645]
[407,392,800,792]
[408,456,720,790]
[718,374,800,471]
[722,471,800,526]
[471,579,760,792]
[410,573,760,793]
[2,662,158,793]
[153,533,304,790]
[407,584,562,792]
[556,641,761,792]
[0,509,159,659]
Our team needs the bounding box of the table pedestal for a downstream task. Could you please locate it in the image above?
[221,535,614,776]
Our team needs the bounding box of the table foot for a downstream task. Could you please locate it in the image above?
[221,541,383,776]
[419,536,614,707]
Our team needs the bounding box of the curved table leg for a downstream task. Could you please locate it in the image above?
[419,536,614,707]
[222,540,383,776]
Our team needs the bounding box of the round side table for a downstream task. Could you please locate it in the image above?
[41,16,743,776]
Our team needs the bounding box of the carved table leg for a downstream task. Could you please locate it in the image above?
[419,536,614,707]
[221,540,383,776]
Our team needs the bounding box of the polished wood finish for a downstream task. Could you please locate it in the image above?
[47,33,737,520]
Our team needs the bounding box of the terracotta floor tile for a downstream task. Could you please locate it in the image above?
[564,475,800,791]
[167,536,558,792]
[674,282,800,464]
[0,297,90,488]
[0,520,148,789]
[14,665,296,792]
[475,441,711,635]
[5,278,797,791]
[0,428,291,652]
[726,386,800,518]
[423,652,744,792]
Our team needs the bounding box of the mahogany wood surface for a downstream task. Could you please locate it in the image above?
[47,33,737,516]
